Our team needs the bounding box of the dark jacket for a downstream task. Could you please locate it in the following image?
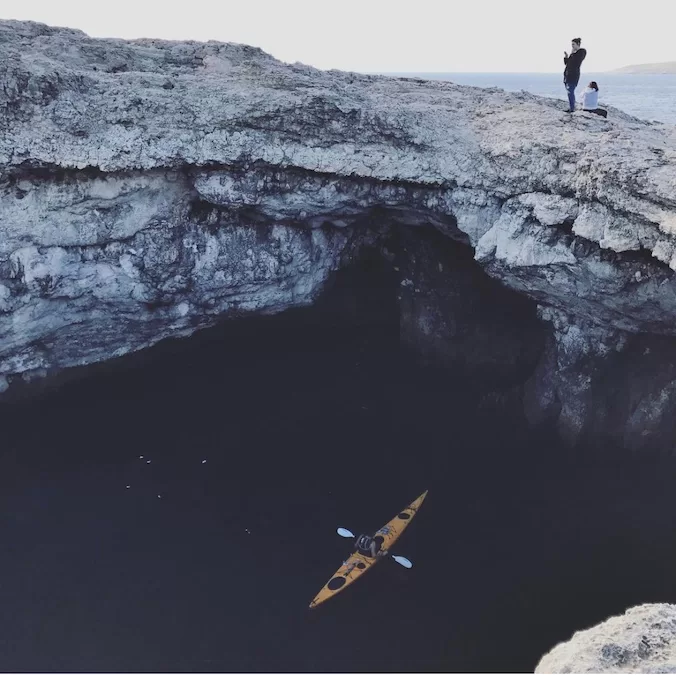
[356,534,373,551]
[564,48,586,83]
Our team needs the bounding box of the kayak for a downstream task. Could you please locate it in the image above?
[309,490,428,609]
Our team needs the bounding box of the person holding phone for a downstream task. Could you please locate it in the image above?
[563,38,587,112]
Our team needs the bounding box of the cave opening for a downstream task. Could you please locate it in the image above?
[2,225,676,672]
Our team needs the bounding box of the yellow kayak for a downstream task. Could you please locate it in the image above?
[309,490,428,609]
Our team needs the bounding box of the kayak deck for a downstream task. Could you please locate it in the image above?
[309,490,427,609]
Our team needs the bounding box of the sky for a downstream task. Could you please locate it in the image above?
[1,0,675,73]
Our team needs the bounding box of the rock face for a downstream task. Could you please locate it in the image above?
[536,604,676,673]
[2,19,676,449]
[393,226,546,387]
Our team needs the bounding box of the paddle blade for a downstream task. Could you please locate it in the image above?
[392,555,413,568]
[337,528,355,538]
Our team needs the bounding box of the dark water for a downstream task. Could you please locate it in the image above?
[385,72,676,125]
[3,265,676,672]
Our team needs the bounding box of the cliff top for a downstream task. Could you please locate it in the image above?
[1,19,676,266]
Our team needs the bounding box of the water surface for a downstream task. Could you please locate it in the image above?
[2,297,676,672]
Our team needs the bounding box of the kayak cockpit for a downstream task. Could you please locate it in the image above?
[355,534,385,558]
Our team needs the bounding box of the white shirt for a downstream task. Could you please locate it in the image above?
[582,87,599,110]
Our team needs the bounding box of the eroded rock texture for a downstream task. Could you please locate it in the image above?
[536,604,676,673]
[2,19,676,449]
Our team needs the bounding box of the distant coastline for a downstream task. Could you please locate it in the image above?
[611,61,676,74]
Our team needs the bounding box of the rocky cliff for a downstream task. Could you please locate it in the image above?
[2,20,676,449]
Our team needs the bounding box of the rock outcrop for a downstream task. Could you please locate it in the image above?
[2,19,676,449]
[536,604,676,673]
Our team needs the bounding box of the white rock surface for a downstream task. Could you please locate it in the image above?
[536,604,676,673]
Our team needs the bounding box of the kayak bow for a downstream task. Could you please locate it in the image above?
[309,490,427,609]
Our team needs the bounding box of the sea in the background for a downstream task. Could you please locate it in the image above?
[385,72,676,125]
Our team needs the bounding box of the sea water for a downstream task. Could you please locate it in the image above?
[3,291,676,672]
[386,72,676,125]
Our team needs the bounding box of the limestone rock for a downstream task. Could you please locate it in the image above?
[3,19,676,450]
[536,604,676,673]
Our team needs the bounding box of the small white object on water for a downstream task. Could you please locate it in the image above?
[126,485,131,489]
[146,460,151,464]
[139,455,144,459]
[201,460,207,464]
[157,494,162,499]
[245,528,250,534]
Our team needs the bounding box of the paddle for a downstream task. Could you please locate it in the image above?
[391,555,413,568]
[336,528,413,568]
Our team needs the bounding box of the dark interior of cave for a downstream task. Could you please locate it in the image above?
[2,234,676,672]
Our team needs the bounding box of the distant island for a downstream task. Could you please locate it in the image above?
[611,61,676,74]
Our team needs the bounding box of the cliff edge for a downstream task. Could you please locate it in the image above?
[2,20,676,448]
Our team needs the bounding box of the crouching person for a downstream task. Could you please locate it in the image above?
[582,81,608,118]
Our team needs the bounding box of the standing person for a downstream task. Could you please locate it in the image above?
[563,38,587,112]
[581,81,608,117]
